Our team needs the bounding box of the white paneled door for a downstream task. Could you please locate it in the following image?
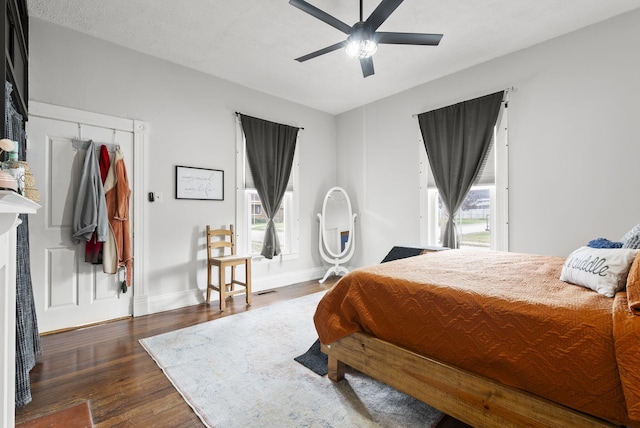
[28,104,138,333]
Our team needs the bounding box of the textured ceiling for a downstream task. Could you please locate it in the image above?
[27,0,640,114]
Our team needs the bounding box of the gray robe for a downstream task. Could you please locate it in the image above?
[72,140,108,242]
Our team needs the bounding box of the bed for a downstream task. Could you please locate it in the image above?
[313,249,640,427]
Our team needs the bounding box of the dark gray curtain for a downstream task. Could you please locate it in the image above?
[5,81,42,407]
[417,91,504,249]
[240,114,298,259]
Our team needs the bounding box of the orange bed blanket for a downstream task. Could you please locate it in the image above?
[314,249,640,426]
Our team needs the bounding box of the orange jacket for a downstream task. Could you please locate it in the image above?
[103,148,132,287]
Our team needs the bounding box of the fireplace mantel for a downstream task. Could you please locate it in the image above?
[0,191,40,427]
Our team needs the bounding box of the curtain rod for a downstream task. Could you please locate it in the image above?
[411,87,516,118]
[235,112,304,130]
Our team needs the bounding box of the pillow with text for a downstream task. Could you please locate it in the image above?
[560,246,639,297]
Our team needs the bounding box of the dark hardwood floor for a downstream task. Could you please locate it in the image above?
[15,279,335,427]
[15,278,469,427]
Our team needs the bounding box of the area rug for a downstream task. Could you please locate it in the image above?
[140,291,444,428]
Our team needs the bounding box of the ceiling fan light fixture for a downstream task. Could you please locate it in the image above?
[289,0,443,77]
[345,38,377,59]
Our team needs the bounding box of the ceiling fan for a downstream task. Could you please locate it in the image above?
[289,0,443,78]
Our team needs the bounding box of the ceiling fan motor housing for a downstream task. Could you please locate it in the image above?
[346,22,378,59]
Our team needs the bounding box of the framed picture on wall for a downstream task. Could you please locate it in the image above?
[175,165,224,200]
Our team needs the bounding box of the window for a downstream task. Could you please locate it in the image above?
[420,104,508,250]
[235,121,299,257]
[245,190,294,254]
[426,186,494,249]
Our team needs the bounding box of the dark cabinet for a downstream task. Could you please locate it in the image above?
[2,0,28,138]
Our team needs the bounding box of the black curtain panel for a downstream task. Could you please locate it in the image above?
[5,81,41,407]
[418,91,504,249]
[240,114,298,259]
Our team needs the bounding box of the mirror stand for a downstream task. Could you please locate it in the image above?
[317,213,357,283]
[317,187,357,283]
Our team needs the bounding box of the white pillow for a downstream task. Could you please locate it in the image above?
[560,246,639,297]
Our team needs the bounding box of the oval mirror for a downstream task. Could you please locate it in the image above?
[321,187,353,258]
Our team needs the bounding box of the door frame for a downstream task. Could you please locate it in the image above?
[28,101,150,316]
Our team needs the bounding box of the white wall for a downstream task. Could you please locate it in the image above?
[337,9,640,266]
[28,8,640,307]
[29,19,337,312]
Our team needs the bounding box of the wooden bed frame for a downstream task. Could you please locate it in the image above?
[322,332,618,428]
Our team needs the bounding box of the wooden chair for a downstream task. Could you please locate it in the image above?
[206,225,252,311]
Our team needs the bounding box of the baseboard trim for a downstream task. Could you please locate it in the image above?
[251,267,327,292]
[133,267,328,316]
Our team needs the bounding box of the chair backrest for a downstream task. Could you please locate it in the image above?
[206,225,236,258]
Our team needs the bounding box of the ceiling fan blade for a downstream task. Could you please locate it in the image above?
[295,41,346,62]
[376,32,443,45]
[289,0,352,35]
[366,0,404,31]
[360,57,375,78]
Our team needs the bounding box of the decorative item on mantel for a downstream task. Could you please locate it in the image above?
[20,161,40,203]
[0,139,40,231]
[0,138,40,202]
[0,138,13,155]
[0,138,21,193]
[0,170,18,192]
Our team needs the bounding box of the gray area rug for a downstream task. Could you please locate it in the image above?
[140,291,444,428]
